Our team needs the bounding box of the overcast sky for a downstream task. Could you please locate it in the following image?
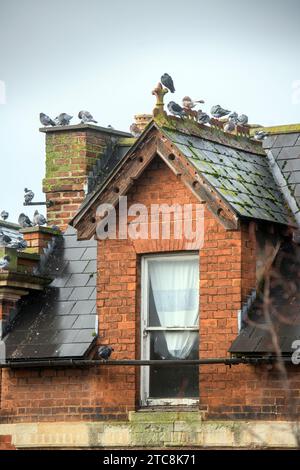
[1,0,300,222]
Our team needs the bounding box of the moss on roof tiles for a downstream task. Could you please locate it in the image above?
[160,127,294,226]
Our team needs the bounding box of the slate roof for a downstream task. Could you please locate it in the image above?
[87,139,132,194]
[4,226,97,360]
[0,220,22,245]
[162,128,294,226]
[263,131,300,214]
[229,238,300,356]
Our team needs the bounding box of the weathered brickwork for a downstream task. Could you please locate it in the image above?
[42,129,109,230]
[0,154,299,426]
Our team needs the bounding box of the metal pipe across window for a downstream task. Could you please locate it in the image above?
[0,356,289,368]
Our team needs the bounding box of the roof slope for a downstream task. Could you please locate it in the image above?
[0,221,22,244]
[162,127,293,225]
[4,226,97,361]
[263,130,300,223]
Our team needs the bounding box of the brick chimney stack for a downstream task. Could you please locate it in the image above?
[41,124,130,231]
[134,114,152,132]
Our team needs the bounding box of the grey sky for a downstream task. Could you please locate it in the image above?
[1,0,300,222]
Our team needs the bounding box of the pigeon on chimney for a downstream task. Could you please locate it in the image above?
[254,130,269,141]
[39,113,55,126]
[211,105,231,119]
[161,73,175,93]
[18,213,33,228]
[197,111,211,125]
[24,188,34,204]
[0,231,12,246]
[0,211,8,221]
[167,101,186,118]
[97,345,114,361]
[78,110,98,124]
[182,96,205,109]
[10,237,27,251]
[130,123,142,138]
[54,113,73,126]
[0,255,10,270]
[33,210,47,226]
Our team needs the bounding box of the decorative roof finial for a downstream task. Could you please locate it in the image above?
[152,82,168,118]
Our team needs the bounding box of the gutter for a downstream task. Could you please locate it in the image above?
[0,357,289,369]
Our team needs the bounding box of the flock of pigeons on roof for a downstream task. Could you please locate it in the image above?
[39,75,269,142]
[0,188,51,267]
[154,73,269,141]
[39,110,98,127]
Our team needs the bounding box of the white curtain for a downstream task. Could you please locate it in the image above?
[148,258,199,359]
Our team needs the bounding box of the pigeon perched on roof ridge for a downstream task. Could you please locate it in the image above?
[237,114,248,126]
[18,213,32,228]
[24,188,34,204]
[182,96,205,110]
[197,111,211,125]
[254,130,269,141]
[0,255,10,270]
[0,210,8,221]
[224,118,236,133]
[54,113,73,126]
[39,113,55,127]
[167,101,186,118]
[33,210,47,226]
[161,73,175,93]
[97,345,114,360]
[78,110,98,124]
[211,105,231,119]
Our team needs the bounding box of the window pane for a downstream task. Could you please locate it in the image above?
[148,257,199,328]
[149,331,199,399]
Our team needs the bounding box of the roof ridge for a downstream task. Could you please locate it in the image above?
[154,114,265,156]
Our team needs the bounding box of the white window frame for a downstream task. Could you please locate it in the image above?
[140,253,199,407]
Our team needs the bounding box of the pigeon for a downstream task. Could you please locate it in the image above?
[54,113,73,126]
[161,73,175,93]
[224,118,236,133]
[98,345,114,360]
[182,96,205,110]
[130,123,142,138]
[39,113,55,126]
[0,255,10,270]
[211,105,231,119]
[254,130,269,141]
[167,101,186,118]
[228,112,238,123]
[18,213,32,228]
[33,210,47,226]
[24,188,34,204]
[78,110,98,124]
[10,237,27,251]
[107,125,115,129]
[0,211,8,221]
[0,231,12,246]
[237,114,248,126]
[197,111,211,125]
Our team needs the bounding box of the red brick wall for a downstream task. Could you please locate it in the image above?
[0,434,15,450]
[43,129,109,230]
[1,156,299,423]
